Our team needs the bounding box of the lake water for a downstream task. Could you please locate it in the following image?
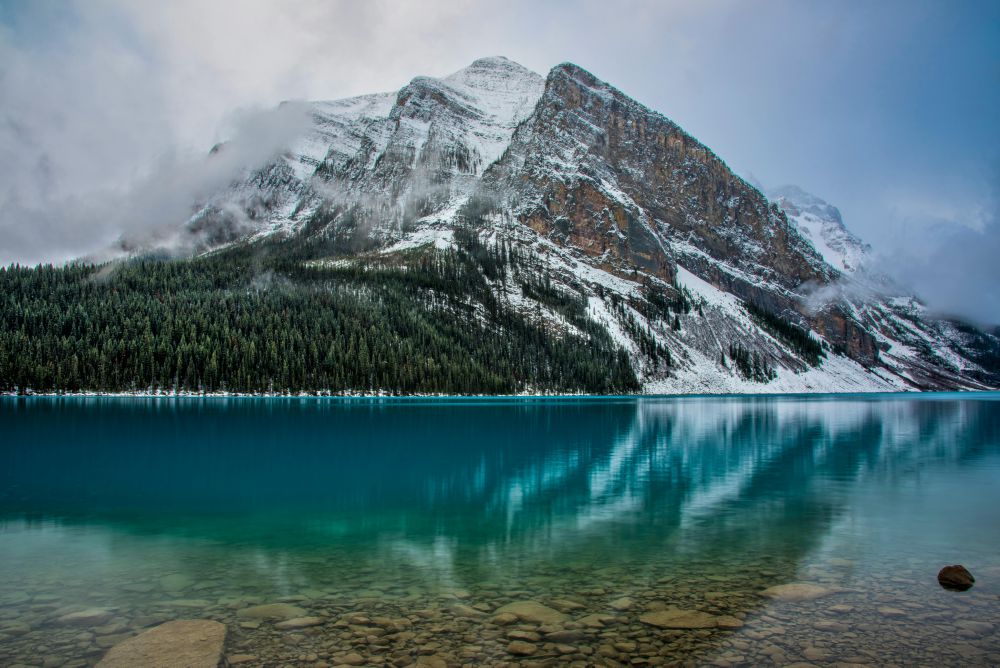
[1,394,999,667]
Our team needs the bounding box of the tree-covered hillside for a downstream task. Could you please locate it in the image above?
[0,232,638,395]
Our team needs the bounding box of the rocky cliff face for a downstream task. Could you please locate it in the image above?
[170,57,998,393]
[491,64,831,290]
[483,63,888,367]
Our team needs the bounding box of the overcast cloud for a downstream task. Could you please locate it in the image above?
[0,0,997,321]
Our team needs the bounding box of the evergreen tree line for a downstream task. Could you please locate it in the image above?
[954,323,1000,383]
[641,280,693,320]
[727,342,777,383]
[0,233,639,395]
[744,301,825,366]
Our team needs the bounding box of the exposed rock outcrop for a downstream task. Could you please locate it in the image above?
[938,565,975,591]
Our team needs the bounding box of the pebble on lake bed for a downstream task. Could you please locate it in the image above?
[236,603,308,620]
[759,583,837,602]
[639,608,743,629]
[274,616,325,630]
[54,609,114,627]
[506,640,538,656]
[493,600,568,624]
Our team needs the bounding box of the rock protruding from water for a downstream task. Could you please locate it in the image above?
[759,583,836,602]
[938,565,975,591]
[96,619,225,668]
[493,601,568,624]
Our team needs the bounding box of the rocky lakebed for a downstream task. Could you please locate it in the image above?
[1,556,998,667]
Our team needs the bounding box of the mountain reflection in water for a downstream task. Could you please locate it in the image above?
[1,395,998,666]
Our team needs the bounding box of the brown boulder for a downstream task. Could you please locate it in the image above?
[506,640,537,656]
[96,619,225,668]
[759,583,836,602]
[938,565,975,591]
[639,608,741,629]
[493,600,568,624]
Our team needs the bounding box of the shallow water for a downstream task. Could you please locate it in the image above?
[1,394,998,667]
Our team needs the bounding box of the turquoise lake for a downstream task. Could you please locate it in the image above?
[1,394,999,666]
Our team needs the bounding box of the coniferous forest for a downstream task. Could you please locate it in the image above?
[0,229,639,395]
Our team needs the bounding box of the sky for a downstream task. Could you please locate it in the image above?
[0,0,998,322]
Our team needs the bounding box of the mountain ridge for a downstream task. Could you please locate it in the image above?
[3,56,997,395]
[177,56,1000,392]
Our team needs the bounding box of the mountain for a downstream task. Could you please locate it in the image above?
[769,185,869,275]
[770,186,1000,389]
[2,57,997,395]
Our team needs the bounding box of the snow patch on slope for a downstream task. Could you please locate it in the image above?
[646,345,905,395]
[770,185,869,274]
[440,57,546,172]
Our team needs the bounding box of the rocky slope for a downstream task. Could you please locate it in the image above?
[769,185,870,275]
[173,56,998,393]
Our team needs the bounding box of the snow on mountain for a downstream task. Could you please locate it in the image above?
[184,57,544,243]
[164,57,998,394]
[770,185,870,274]
[439,56,547,170]
[311,56,543,195]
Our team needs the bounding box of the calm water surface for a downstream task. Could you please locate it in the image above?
[1,394,999,666]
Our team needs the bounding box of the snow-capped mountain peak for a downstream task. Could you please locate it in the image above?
[156,58,997,394]
[770,185,870,274]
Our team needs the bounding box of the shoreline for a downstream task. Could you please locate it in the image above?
[4,388,999,401]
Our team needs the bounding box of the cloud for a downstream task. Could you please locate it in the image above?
[108,102,312,252]
[0,0,997,326]
[0,0,496,265]
[884,215,1000,326]
[773,178,1000,326]
[1,96,311,264]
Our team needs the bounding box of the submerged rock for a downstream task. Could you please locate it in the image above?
[878,606,906,618]
[275,616,325,630]
[507,630,542,642]
[639,608,743,629]
[550,598,586,612]
[159,574,194,592]
[545,629,588,643]
[506,640,538,656]
[338,653,366,665]
[236,603,308,620]
[955,620,994,636]
[715,615,745,629]
[490,612,519,626]
[493,600,568,624]
[759,583,836,602]
[448,603,484,618]
[609,596,634,611]
[55,609,114,627]
[938,565,975,591]
[0,621,32,636]
[577,613,615,628]
[96,619,225,668]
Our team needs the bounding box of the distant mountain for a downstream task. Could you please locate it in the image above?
[3,57,997,394]
[769,185,870,274]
